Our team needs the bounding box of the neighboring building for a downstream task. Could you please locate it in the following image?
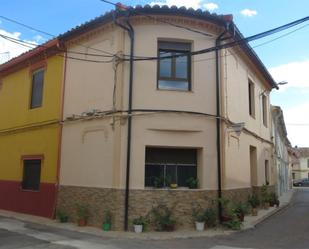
[0,40,64,218]
[56,5,278,230]
[271,106,290,196]
[293,148,309,180]
[288,147,300,186]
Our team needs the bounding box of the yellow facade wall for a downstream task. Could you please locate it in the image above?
[0,55,64,183]
[0,56,63,130]
[0,125,59,183]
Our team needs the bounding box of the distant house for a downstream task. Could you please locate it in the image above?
[271,106,290,196]
[293,148,309,180]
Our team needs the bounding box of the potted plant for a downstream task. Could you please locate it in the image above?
[218,198,233,222]
[132,215,148,233]
[192,205,206,231]
[233,202,249,222]
[153,176,165,188]
[56,209,69,223]
[102,210,112,231]
[269,192,280,207]
[261,185,270,209]
[248,194,260,216]
[151,204,176,231]
[223,214,242,230]
[186,177,199,189]
[204,207,217,228]
[170,183,178,189]
[76,204,89,226]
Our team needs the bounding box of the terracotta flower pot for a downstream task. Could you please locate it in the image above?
[251,208,258,216]
[264,202,270,210]
[77,218,87,226]
[164,224,175,232]
[237,213,245,222]
[221,215,232,222]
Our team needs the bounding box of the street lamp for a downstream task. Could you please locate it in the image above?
[276,81,288,89]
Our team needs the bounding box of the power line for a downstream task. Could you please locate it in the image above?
[192,22,309,63]
[122,14,309,61]
[100,0,213,37]
[0,15,115,56]
[0,33,115,58]
[0,15,54,37]
[1,11,309,63]
[0,34,115,63]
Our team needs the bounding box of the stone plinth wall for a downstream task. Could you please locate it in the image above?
[222,188,252,202]
[57,186,263,231]
[57,186,125,230]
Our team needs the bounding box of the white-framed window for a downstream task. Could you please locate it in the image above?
[157,41,192,91]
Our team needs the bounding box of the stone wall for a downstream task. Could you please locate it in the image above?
[57,185,267,231]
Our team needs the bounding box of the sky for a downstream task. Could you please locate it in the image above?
[0,0,308,147]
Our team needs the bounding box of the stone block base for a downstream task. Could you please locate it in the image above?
[57,185,272,231]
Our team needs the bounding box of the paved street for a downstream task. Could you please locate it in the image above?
[0,189,308,249]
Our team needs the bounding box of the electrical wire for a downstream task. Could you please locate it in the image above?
[119,14,309,61]
[192,22,309,63]
[0,15,115,56]
[1,11,308,63]
[0,34,115,63]
[100,0,213,37]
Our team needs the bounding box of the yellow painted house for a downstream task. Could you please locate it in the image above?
[0,40,64,218]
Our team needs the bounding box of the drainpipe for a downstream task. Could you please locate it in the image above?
[215,16,233,221]
[113,10,134,231]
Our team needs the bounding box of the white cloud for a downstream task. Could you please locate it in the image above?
[150,0,218,10]
[203,3,218,11]
[283,102,309,147]
[240,9,257,17]
[0,29,37,64]
[269,60,309,91]
[33,34,45,43]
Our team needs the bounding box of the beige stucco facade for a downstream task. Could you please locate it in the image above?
[58,11,276,230]
[60,19,221,190]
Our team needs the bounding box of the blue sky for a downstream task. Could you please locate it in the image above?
[0,0,308,146]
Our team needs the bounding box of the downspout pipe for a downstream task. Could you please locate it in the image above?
[113,11,134,231]
[215,19,232,222]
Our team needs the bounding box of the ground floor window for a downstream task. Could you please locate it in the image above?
[145,147,197,188]
[22,159,41,191]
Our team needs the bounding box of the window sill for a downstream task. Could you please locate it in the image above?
[144,187,202,191]
[156,88,194,93]
[20,187,40,193]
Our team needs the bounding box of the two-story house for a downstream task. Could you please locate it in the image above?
[293,148,309,180]
[55,5,278,230]
[0,40,64,218]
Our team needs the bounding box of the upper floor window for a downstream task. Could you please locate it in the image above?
[262,94,268,127]
[22,159,41,191]
[30,69,44,109]
[248,80,255,118]
[157,41,191,91]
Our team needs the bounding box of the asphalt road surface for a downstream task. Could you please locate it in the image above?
[0,189,308,249]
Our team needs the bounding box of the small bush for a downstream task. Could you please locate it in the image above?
[151,204,176,231]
